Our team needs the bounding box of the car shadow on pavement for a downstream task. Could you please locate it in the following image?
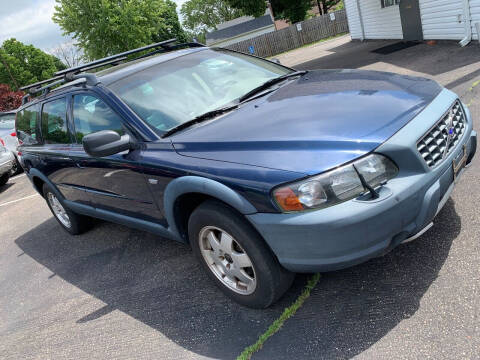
[0,182,14,194]
[14,199,460,359]
[14,214,308,359]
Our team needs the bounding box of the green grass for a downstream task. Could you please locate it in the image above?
[469,80,480,92]
[236,273,321,360]
[466,79,480,106]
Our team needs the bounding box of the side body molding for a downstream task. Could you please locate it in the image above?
[28,172,258,244]
[163,176,258,239]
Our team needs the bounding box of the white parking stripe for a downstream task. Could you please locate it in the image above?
[0,194,39,207]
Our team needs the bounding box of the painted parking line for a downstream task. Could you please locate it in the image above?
[0,194,39,207]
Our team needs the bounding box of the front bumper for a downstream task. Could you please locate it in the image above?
[247,90,477,273]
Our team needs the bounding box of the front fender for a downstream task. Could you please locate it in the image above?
[163,176,258,238]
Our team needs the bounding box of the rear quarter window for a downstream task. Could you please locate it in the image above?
[16,105,40,145]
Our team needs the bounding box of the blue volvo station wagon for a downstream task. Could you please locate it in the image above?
[17,40,477,308]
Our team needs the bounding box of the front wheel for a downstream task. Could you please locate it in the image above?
[189,200,294,308]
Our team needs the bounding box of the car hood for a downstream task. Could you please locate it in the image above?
[172,69,442,175]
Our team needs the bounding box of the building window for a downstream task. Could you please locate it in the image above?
[381,0,400,7]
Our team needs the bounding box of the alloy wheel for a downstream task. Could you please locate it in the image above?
[47,192,71,228]
[198,226,257,295]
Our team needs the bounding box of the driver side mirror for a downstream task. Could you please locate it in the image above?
[82,130,133,157]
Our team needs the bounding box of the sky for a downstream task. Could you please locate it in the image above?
[0,0,188,52]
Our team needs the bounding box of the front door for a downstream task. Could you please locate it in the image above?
[69,93,162,222]
[399,0,423,41]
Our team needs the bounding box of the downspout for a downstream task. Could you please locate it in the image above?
[356,0,365,41]
[460,0,472,47]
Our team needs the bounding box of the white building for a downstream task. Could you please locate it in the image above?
[344,0,480,45]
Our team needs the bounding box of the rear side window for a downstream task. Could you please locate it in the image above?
[16,105,40,145]
[72,94,124,143]
[42,98,70,144]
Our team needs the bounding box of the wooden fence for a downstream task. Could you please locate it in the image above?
[225,9,349,58]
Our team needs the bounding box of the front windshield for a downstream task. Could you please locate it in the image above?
[0,114,15,129]
[109,49,292,134]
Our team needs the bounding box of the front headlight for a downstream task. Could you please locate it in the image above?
[273,154,398,212]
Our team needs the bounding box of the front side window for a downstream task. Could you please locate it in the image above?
[0,113,15,129]
[16,105,40,145]
[108,49,292,135]
[42,98,70,144]
[72,94,125,143]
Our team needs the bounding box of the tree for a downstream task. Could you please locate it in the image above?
[52,42,84,68]
[53,0,187,60]
[270,0,312,23]
[0,39,66,91]
[181,0,244,36]
[225,0,311,24]
[0,84,23,112]
[224,0,266,18]
[316,0,343,15]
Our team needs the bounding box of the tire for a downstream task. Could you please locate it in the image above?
[43,183,92,235]
[10,157,23,176]
[188,200,294,308]
[0,172,9,187]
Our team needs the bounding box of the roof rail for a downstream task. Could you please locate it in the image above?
[132,41,205,61]
[19,39,206,104]
[19,56,127,94]
[20,75,63,92]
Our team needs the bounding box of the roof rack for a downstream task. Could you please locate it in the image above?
[55,38,179,77]
[19,39,205,104]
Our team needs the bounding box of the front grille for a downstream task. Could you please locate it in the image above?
[417,100,466,168]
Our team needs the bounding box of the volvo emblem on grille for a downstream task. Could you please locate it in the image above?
[443,109,455,158]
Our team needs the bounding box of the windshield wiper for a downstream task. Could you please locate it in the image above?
[238,70,307,102]
[161,104,238,138]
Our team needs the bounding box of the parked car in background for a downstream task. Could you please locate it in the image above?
[17,40,477,308]
[0,111,22,175]
[0,144,14,187]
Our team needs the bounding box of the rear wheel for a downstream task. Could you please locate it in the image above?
[43,183,92,235]
[0,172,9,187]
[10,157,23,176]
[189,200,294,308]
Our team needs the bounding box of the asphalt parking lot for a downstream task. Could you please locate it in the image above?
[2,38,480,359]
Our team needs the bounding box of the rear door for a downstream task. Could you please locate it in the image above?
[37,96,81,201]
[68,92,161,222]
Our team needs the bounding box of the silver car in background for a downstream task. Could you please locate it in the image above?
[0,144,14,187]
[0,111,21,175]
